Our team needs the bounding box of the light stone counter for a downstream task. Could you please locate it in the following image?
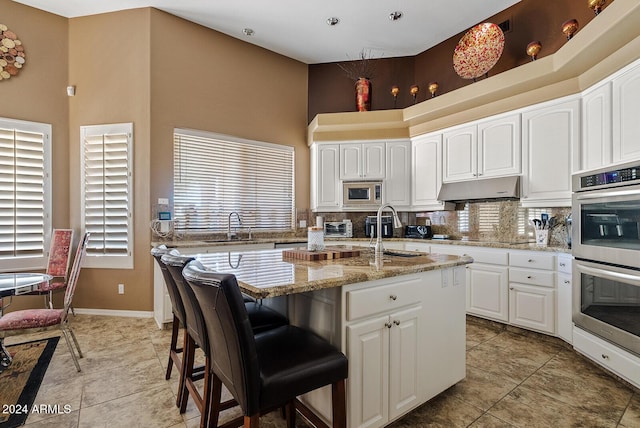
[193,245,472,299]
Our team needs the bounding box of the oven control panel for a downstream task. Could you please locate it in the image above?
[579,163,640,189]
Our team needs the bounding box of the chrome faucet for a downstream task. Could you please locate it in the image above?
[374,203,402,255]
[228,211,242,240]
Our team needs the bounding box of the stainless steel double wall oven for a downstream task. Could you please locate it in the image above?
[572,160,640,356]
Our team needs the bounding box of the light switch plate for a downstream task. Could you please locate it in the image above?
[158,198,169,205]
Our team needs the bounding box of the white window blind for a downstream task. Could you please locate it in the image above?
[0,118,51,271]
[80,123,133,269]
[173,129,295,232]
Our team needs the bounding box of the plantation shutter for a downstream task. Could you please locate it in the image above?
[0,119,51,270]
[81,123,133,269]
[173,129,294,232]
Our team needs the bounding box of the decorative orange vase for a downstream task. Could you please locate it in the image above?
[355,77,371,112]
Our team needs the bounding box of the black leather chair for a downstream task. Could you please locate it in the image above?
[182,260,348,428]
[162,254,289,427]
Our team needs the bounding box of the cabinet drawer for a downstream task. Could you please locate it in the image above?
[557,253,572,274]
[346,277,422,321]
[509,252,555,270]
[509,268,555,288]
[573,327,640,389]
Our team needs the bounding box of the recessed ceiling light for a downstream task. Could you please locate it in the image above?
[243,28,254,36]
[389,11,403,21]
[326,17,340,26]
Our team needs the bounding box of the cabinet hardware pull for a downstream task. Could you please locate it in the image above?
[564,280,570,284]
[527,275,533,279]
[389,295,397,300]
[393,320,401,326]
[560,262,566,267]
[528,259,534,262]
[601,354,609,360]
[385,322,392,328]
[509,287,514,290]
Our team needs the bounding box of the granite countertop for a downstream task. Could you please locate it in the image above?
[152,235,570,253]
[193,245,472,299]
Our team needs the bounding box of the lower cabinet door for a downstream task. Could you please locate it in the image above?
[466,264,509,322]
[347,315,390,428]
[388,305,422,421]
[509,283,555,334]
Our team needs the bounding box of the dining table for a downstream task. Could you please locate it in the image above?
[0,272,52,372]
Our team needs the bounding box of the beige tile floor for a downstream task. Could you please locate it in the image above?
[5,315,639,428]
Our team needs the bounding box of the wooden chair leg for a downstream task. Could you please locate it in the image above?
[207,373,223,428]
[332,379,346,428]
[166,315,180,380]
[244,414,260,428]
[199,358,212,428]
[178,334,194,412]
[284,400,296,428]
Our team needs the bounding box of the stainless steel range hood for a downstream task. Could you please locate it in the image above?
[437,176,520,203]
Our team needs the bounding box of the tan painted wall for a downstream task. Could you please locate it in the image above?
[67,9,152,311]
[1,5,308,313]
[1,0,69,311]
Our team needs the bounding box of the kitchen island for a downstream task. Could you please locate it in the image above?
[190,244,473,428]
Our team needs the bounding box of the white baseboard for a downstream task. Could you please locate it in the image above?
[72,308,154,318]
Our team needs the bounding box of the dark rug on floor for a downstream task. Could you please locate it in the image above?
[0,337,59,428]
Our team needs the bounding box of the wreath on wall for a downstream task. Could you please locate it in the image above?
[0,24,26,81]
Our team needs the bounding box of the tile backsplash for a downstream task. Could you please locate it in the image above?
[314,201,571,246]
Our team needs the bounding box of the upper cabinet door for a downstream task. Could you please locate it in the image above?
[340,142,386,180]
[581,81,613,170]
[443,124,477,182]
[363,142,386,180]
[477,113,521,178]
[340,143,363,180]
[311,144,341,211]
[385,140,411,207]
[613,61,640,163]
[521,97,580,207]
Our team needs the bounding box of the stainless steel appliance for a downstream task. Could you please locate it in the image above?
[324,220,353,238]
[572,160,640,356]
[365,216,393,238]
[343,181,382,208]
[404,225,432,239]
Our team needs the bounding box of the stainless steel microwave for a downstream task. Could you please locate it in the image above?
[343,181,382,207]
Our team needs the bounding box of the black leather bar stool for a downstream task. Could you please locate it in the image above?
[162,254,289,427]
[151,245,187,385]
[182,261,348,428]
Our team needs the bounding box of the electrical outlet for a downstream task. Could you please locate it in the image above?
[299,220,307,228]
[118,283,125,294]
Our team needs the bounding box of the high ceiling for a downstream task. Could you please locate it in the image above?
[15,0,521,64]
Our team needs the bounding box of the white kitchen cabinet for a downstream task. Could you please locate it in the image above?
[443,113,521,183]
[430,245,510,322]
[477,113,521,178]
[508,251,556,334]
[467,263,510,322]
[340,142,385,180]
[385,140,411,208]
[443,124,476,182]
[556,253,573,344]
[521,96,580,207]
[581,81,613,170]
[343,270,465,428]
[410,133,452,211]
[311,144,341,211]
[612,59,640,162]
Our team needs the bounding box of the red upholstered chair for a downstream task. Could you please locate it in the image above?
[0,233,89,372]
[25,229,74,308]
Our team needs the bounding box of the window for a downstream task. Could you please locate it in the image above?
[173,129,295,233]
[80,123,133,269]
[0,118,51,271]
